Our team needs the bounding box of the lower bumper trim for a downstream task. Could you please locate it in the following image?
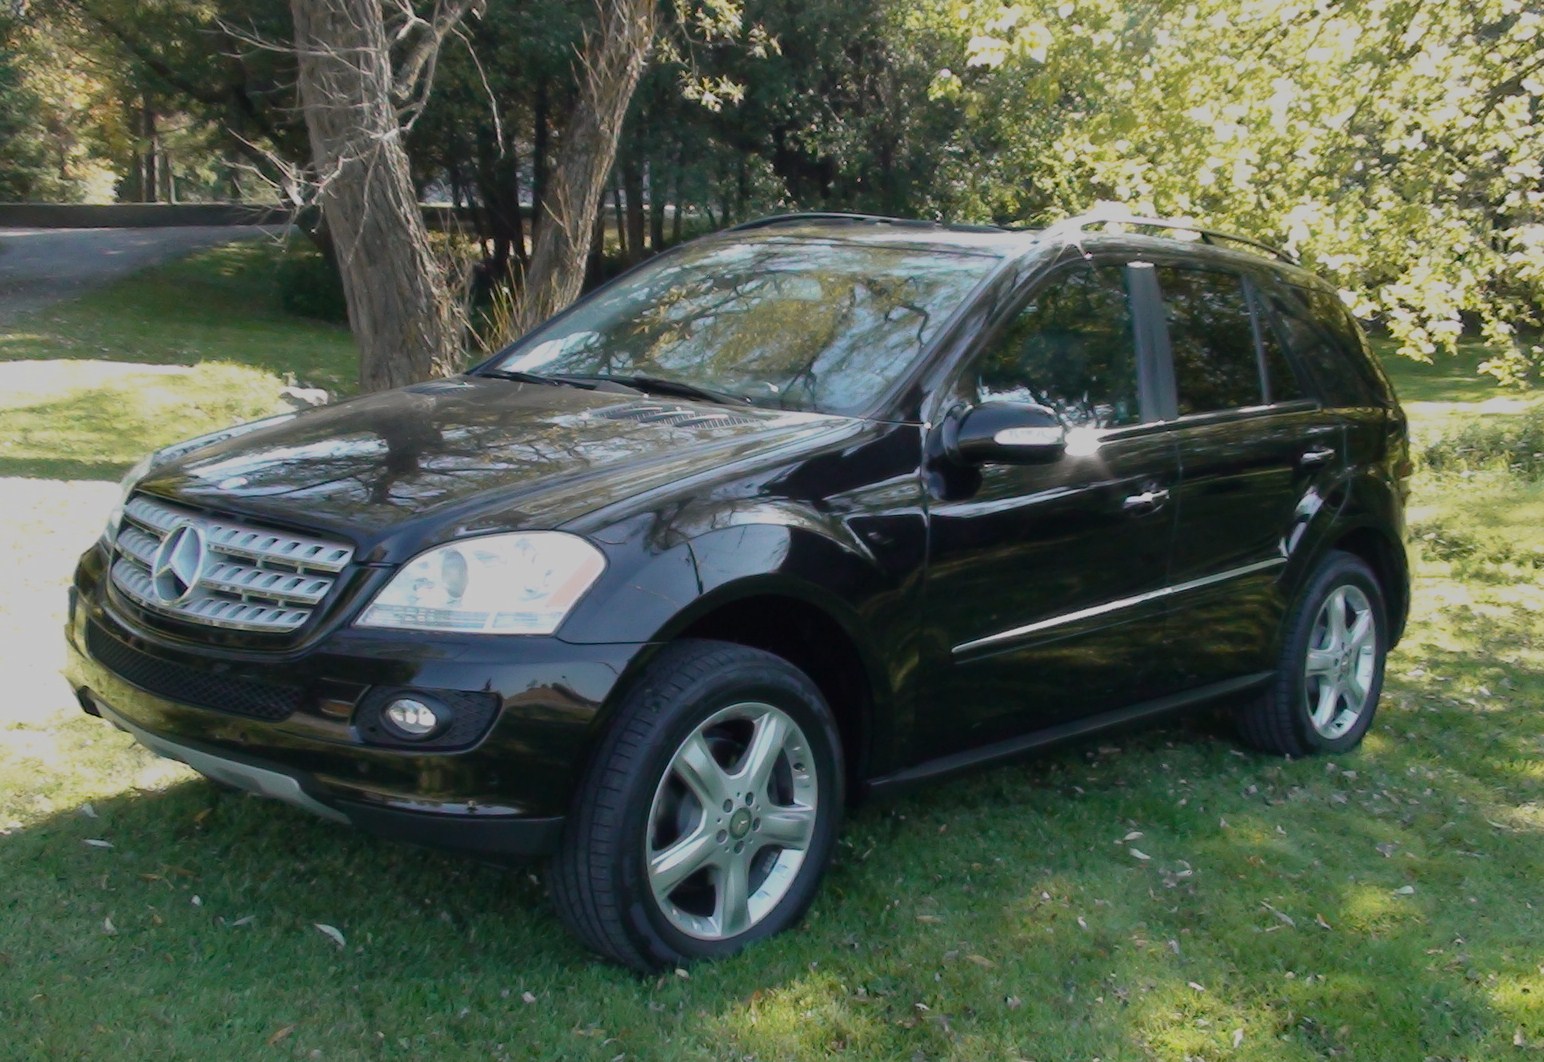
[96,700,348,822]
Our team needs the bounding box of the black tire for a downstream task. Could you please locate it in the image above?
[548,639,845,971]
[1238,550,1388,757]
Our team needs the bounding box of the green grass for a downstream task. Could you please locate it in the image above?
[0,240,356,480]
[0,262,1541,1058]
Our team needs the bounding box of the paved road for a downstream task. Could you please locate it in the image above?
[0,225,274,325]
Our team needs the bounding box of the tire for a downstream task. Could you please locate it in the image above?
[548,639,845,971]
[1238,550,1388,757]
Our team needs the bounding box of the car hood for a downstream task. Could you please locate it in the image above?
[141,377,852,562]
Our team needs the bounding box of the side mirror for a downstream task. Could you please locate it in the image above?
[947,401,1067,465]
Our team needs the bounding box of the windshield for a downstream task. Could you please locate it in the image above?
[485,236,1000,415]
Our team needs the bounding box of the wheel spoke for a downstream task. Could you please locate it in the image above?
[1312,678,1341,729]
[736,711,789,797]
[757,805,816,851]
[672,732,730,810]
[649,827,718,898]
[1347,609,1375,654]
[714,855,752,937]
[1305,647,1336,677]
[1344,668,1368,708]
[1324,587,1349,648]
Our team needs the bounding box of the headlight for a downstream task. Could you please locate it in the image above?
[356,532,606,635]
[103,452,155,543]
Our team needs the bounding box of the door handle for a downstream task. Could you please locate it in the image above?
[1299,447,1336,467]
[1122,488,1170,513]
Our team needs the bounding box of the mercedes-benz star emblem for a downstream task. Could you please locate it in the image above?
[151,523,207,604]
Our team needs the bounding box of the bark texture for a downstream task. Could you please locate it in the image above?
[514,0,657,333]
[291,0,461,391]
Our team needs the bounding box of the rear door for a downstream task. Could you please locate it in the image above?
[919,260,1180,758]
[1155,264,1344,689]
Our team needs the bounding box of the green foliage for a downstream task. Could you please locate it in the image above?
[1419,407,1544,478]
[920,0,1544,381]
[275,243,349,325]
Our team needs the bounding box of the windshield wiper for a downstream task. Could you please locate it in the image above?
[479,368,595,389]
[563,373,750,406]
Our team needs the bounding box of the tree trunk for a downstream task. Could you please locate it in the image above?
[290,0,461,392]
[514,0,657,333]
[140,95,158,204]
[648,159,665,253]
[532,75,549,243]
[622,147,645,263]
[611,177,627,262]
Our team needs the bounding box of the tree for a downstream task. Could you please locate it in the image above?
[289,0,474,390]
[919,0,1544,381]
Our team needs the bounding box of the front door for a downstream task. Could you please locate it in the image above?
[919,261,1179,759]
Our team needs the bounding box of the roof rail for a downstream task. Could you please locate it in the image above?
[728,212,1005,235]
[1047,211,1298,265]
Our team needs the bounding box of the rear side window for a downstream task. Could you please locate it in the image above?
[973,265,1142,428]
[1262,282,1381,406]
[1253,293,1307,403]
[1156,266,1263,414]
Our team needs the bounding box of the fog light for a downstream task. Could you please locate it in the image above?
[383,697,443,739]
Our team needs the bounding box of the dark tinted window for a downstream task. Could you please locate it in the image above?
[1157,267,1263,414]
[974,265,1141,428]
[1264,282,1379,406]
[1254,290,1306,402]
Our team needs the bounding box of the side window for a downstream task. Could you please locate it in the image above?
[1156,266,1264,414]
[974,265,1142,428]
[1265,283,1378,406]
[1253,291,1307,403]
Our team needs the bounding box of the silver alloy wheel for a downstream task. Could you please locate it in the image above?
[1303,584,1378,739]
[646,701,819,941]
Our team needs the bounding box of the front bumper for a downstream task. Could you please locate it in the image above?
[66,544,651,860]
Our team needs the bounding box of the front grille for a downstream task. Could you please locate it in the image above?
[110,495,354,634]
[85,623,302,721]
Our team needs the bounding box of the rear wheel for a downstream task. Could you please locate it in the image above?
[1238,550,1387,757]
[549,639,843,970]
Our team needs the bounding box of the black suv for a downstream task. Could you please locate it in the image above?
[66,213,1410,969]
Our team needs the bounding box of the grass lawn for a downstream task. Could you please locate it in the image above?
[0,240,356,480]
[0,253,1541,1059]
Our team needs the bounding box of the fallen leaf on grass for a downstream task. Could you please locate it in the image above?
[268,1024,296,1046]
[83,839,113,849]
[313,923,346,948]
[1261,901,1296,927]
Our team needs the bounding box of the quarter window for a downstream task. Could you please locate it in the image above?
[1157,267,1264,415]
[974,265,1142,428]
[1266,283,1380,406]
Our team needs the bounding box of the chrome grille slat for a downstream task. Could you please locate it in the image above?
[110,495,354,634]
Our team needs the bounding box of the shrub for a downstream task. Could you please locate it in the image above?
[275,243,348,324]
[1420,407,1544,478]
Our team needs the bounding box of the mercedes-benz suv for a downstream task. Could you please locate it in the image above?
[65,212,1411,970]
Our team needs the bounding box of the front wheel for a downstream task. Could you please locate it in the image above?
[1238,550,1388,757]
[548,639,844,970]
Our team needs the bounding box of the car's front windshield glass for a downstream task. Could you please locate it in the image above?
[485,236,1000,415]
